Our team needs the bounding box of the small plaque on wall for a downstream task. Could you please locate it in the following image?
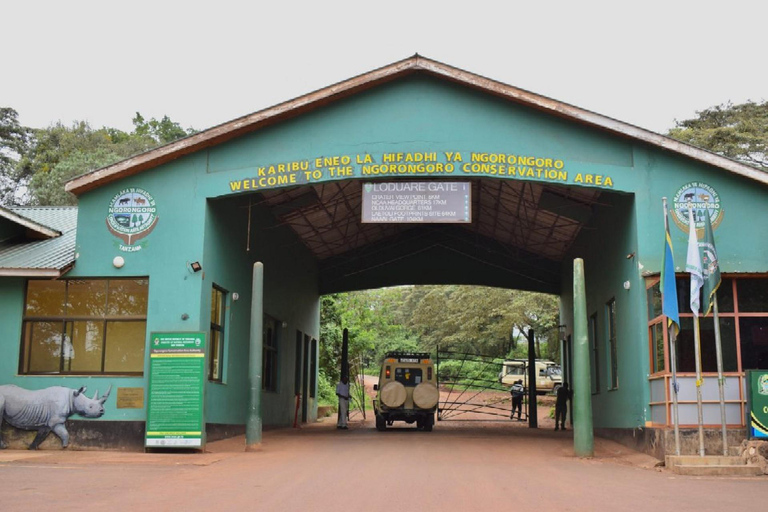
[117,387,145,409]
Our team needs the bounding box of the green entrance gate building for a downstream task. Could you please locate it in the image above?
[1,56,766,456]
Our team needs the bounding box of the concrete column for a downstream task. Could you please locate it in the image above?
[573,258,594,457]
[246,262,264,451]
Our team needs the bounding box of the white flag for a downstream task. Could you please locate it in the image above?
[685,205,703,316]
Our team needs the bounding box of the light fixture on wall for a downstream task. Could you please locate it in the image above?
[558,325,567,342]
[187,261,202,273]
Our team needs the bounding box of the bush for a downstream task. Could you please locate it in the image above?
[317,370,337,406]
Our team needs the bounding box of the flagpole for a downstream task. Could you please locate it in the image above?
[701,207,727,456]
[693,313,705,456]
[713,294,728,455]
[663,198,681,456]
[687,203,705,457]
[668,324,681,456]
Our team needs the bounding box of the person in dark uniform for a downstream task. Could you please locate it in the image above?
[510,379,524,421]
[554,382,570,430]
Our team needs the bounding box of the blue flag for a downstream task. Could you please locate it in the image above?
[662,212,680,333]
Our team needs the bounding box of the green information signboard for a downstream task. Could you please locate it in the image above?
[145,332,206,449]
[747,370,768,439]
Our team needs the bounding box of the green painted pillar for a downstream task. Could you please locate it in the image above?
[246,262,264,451]
[573,258,594,457]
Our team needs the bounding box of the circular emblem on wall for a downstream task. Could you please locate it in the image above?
[759,374,768,396]
[106,188,159,251]
[671,182,723,233]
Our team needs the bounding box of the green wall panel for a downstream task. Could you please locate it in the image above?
[633,147,768,275]
[562,192,647,429]
[203,77,639,198]
[201,197,319,426]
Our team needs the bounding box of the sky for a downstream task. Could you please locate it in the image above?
[3,1,767,136]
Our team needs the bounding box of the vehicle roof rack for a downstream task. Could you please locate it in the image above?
[384,351,432,360]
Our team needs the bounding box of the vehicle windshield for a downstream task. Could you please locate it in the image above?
[546,366,562,376]
[504,365,525,375]
[395,367,422,385]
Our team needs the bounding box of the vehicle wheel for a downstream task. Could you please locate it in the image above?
[423,414,434,432]
[416,418,424,430]
[375,414,387,431]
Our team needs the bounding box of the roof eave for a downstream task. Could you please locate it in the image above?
[0,267,69,278]
[64,55,768,195]
[0,207,62,238]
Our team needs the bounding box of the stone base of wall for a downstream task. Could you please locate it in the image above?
[1,420,146,451]
[1,421,248,451]
[596,427,748,460]
[739,439,768,474]
[206,423,246,442]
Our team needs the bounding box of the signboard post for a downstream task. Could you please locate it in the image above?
[145,332,206,450]
[747,370,768,439]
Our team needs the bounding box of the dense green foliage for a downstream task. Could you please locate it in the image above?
[0,111,195,206]
[318,285,560,397]
[668,100,768,170]
[316,369,338,405]
[0,108,31,204]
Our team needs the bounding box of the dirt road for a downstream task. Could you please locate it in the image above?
[1,414,766,512]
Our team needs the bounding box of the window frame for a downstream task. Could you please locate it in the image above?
[19,277,149,376]
[649,274,768,375]
[262,315,280,392]
[209,283,227,383]
[646,274,768,428]
[309,338,317,398]
[607,297,618,390]
[589,312,600,395]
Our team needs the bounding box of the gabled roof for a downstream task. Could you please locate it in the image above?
[0,207,78,277]
[65,54,768,195]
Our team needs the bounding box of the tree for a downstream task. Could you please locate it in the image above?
[0,108,31,205]
[668,101,768,170]
[27,146,123,206]
[320,284,561,374]
[18,114,196,206]
[132,112,194,145]
[320,294,345,385]
[407,286,559,360]
[320,288,419,383]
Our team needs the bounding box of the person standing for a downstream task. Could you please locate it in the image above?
[510,379,524,421]
[336,376,350,430]
[555,382,570,430]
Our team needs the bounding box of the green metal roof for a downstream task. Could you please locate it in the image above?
[0,207,78,277]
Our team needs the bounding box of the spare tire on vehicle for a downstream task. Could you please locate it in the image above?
[412,382,439,409]
[380,381,407,408]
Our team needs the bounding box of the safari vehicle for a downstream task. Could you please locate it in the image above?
[498,359,562,394]
[373,351,439,431]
